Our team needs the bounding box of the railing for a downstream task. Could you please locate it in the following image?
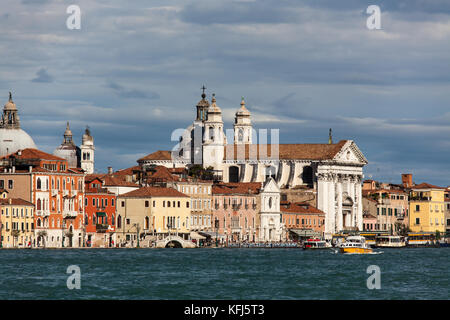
[96,224,109,233]
[63,211,78,218]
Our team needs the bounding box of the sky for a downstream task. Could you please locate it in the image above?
[1,0,450,186]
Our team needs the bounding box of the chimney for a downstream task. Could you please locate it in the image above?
[402,174,413,188]
[12,166,15,173]
[29,166,32,173]
[108,167,113,174]
[9,198,12,204]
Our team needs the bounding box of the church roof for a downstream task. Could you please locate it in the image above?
[224,140,348,161]
[138,150,172,162]
[235,97,250,116]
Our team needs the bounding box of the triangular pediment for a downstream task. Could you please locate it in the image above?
[262,177,280,193]
[332,140,368,165]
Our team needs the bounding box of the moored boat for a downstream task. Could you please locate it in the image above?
[303,238,331,250]
[375,235,406,248]
[339,236,373,254]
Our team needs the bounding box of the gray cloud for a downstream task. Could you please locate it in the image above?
[1,0,450,185]
[31,68,53,83]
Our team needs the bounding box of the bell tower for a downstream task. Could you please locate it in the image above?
[203,94,224,168]
[233,97,252,144]
[80,126,95,174]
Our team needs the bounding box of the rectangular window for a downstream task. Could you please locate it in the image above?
[153,200,156,207]
[415,205,420,211]
[416,218,420,225]
[0,180,4,189]
[145,201,149,208]
[8,180,13,189]
[121,201,125,207]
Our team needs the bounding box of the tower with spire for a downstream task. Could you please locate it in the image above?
[203,93,225,168]
[53,121,79,168]
[233,97,253,145]
[80,126,95,174]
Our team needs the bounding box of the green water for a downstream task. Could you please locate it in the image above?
[0,248,448,299]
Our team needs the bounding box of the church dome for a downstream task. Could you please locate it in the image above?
[0,128,37,156]
[0,92,36,156]
[207,94,222,113]
[235,97,250,116]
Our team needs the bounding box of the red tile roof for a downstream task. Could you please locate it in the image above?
[138,141,349,162]
[224,141,348,161]
[412,183,445,190]
[212,182,262,195]
[138,150,172,162]
[280,202,325,215]
[120,186,189,198]
[1,148,66,161]
[0,198,34,206]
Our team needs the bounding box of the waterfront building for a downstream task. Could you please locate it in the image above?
[137,91,368,239]
[175,179,213,233]
[0,93,36,157]
[409,183,446,234]
[445,188,450,236]
[84,176,116,247]
[363,189,409,234]
[116,186,190,247]
[0,189,34,248]
[211,182,261,243]
[280,202,325,240]
[0,148,85,248]
[86,173,139,196]
[362,212,377,231]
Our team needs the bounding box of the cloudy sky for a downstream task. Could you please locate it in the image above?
[1,0,450,185]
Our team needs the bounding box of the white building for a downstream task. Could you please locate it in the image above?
[138,91,368,239]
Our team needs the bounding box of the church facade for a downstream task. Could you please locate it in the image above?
[138,91,368,239]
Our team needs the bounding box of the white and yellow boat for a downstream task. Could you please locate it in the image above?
[339,236,373,254]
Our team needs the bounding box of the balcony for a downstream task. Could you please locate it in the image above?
[51,189,58,197]
[96,224,109,233]
[63,211,78,218]
[71,190,77,197]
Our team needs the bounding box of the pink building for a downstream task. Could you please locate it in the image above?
[212,183,261,243]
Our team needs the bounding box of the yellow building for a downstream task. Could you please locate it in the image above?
[174,180,213,232]
[409,183,446,234]
[116,186,190,247]
[0,190,35,248]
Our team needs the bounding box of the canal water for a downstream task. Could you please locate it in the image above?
[0,248,448,299]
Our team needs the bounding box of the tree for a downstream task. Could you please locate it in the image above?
[435,230,441,240]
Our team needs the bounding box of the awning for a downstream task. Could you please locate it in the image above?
[198,231,225,239]
[289,229,321,238]
[96,212,107,216]
[190,232,206,240]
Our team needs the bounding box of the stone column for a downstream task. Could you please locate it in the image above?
[337,177,343,232]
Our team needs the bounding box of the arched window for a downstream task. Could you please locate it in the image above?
[37,178,41,190]
[302,166,313,186]
[117,215,122,229]
[37,199,42,210]
[37,219,41,227]
[209,126,215,141]
[145,217,149,229]
[229,166,239,183]
[238,128,244,142]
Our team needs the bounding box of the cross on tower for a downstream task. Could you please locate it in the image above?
[201,85,206,94]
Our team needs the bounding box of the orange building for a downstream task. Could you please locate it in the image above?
[0,148,85,248]
[84,176,117,247]
[281,202,325,240]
